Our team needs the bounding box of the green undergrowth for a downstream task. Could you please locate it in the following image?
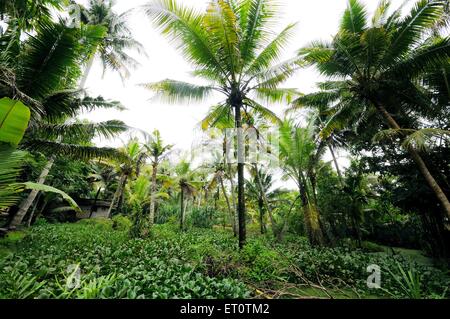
[0,220,448,299]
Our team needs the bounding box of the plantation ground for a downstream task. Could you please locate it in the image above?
[1,219,448,299]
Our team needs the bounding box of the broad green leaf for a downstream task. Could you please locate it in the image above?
[0,97,31,146]
[23,182,82,214]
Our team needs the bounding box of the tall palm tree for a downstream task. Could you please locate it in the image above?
[142,130,173,228]
[171,160,200,231]
[107,139,147,218]
[279,119,325,246]
[143,0,299,247]
[245,168,276,234]
[78,0,145,87]
[293,0,450,219]
[88,161,117,217]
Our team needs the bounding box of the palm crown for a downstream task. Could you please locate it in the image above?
[143,0,299,124]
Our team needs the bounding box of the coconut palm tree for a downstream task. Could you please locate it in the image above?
[107,139,147,218]
[142,130,173,228]
[245,168,276,235]
[279,119,325,246]
[143,0,300,248]
[88,162,117,217]
[78,0,145,87]
[293,0,450,219]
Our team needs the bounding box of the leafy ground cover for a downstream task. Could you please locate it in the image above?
[0,219,448,299]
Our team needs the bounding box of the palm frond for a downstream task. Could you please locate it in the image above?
[387,0,445,61]
[245,99,281,124]
[246,22,297,75]
[142,79,215,104]
[32,120,129,141]
[143,0,227,79]
[340,0,368,33]
[201,103,232,130]
[22,139,127,161]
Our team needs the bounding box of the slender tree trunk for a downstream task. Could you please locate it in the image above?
[258,196,265,234]
[328,143,344,187]
[253,164,276,235]
[149,162,158,228]
[26,192,42,227]
[299,175,324,246]
[277,195,301,242]
[376,103,450,219]
[9,156,55,228]
[227,164,238,237]
[234,103,246,249]
[89,187,102,218]
[219,176,233,229]
[180,189,185,231]
[107,173,128,218]
[79,56,95,90]
[197,189,202,209]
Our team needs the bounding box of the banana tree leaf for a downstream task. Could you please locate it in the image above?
[0,97,30,146]
[23,182,82,214]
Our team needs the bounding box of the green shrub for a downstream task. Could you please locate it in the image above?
[187,207,217,229]
[240,239,288,282]
[112,215,132,232]
[155,204,179,225]
[77,218,113,231]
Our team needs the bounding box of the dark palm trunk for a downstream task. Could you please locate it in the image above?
[234,103,246,249]
[149,162,158,227]
[375,103,450,220]
[328,143,344,187]
[89,187,102,218]
[107,173,128,218]
[258,196,265,234]
[219,176,234,229]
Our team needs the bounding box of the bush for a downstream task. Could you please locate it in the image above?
[240,239,288,282]
[112,215,132,232]
[77,218,113,231]
[187,207,217,229]
[155,204,179,225]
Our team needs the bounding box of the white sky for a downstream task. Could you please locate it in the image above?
[79,0,412,165]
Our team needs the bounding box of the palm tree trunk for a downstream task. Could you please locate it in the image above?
[180,189,185,231]
[376,103,450,219]
[26,192,42,227]
[328,143,343,187]
[253,164,276,235]
[107,173,127,218]
[219,176,233,229]
[258,197,265,234]
[89,187,102,218]
[227,164,238,237]
[299,175,324,246]
[149,163,158,228]
[9,156,56,228]
[234,103,246,249]
[79,56,95,90]
[277,195,301,242]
